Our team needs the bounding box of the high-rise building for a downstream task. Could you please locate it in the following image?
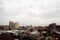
[14,22,19,29]
[9,21,15,30]
[9,21,19,30]
[49,23,56,30]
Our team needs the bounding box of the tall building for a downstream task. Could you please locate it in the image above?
[9,21,15,30]
[14,22,19,29]
[49,23,56,30]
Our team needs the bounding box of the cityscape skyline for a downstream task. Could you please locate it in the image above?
[0,21,60,26]
[0,0,60,26]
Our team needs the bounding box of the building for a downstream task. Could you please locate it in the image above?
[9,21,15,30]
[56,25,60,32]
[49,23,56,30]
[0,25,9,30]
[14,22,19,29]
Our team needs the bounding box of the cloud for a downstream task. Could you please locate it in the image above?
[0,0,60,26]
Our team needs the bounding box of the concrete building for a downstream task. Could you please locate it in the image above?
[9,21,15,30]
[14,22,19,29]
[56,25,60,32]
[49,23,56,30]
[0,25,9,30]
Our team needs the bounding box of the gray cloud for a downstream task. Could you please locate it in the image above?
[0,0,60,26]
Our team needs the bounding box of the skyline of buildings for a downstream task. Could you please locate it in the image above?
[0,21,60,26]
[0,21,60,30]
[0,21,60,40]
[0,0,60,40]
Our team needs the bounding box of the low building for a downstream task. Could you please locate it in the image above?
[0,25,9,30]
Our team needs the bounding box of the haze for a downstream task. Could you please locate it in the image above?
[0,0,60,26]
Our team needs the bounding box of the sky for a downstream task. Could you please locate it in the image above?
[0,0,60,26]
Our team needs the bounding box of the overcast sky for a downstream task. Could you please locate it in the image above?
[0,0,60,26]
